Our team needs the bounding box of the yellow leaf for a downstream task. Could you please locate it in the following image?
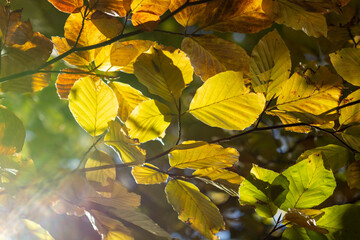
[22,219,54,240]
[193,167,244,185]
[165,179,225,240]
[199,0,273,33]
[169,0,207,27]
[181,35,249,81]
[131,163,168,184]
[133,47,186,105]
[125,100,172,143]
[85,150,116,188]
[339,89,360,126]
[88,0,131,17]
[90,11,123,39]
[105,121,145,165]
[275,67,342,115]
[330,48,360,86]
[342,125,360,152]
[131,0,170,31]
[169,141,239,169]
[287,0,349,13]
[69,77,118,136]
[0,106,25,155]
[347,160,360,190]
[109,82,149,122]
[250,30,291,100]
[189,71,266,130]
[263,0,327,37]
[109,40,155,73]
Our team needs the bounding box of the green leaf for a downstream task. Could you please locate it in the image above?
[279,153,336,210]
[330,48,360,86]
[297,144,350,171]
[239,165,283,218]
[282,227,327,240]
[165,179,225,240]
[169,141,239,169]
[0,105,25,155]
[85,150,115,190]
[263,0,327,37]
[108,82,149,123]
[181,35,249,81]
[275,67,342,115]
[131,163,168,184]
[342,125,360,152]
[68,77,118,136]
[105,121,145,165]
[125,99,172,143]
[250,30,291,100]
[189,71,266,130]
[346,160,360,189]
[339,89,360,126]
[133,47,186,105]
[317,204,360,239]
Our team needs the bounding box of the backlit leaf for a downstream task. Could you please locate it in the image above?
[55,69,90,99]
[169,141,239,169]
[198,0,273,33]
[131,0,170,31]
[317,204,360,239]
[133,47,186,105]
[48,0,83,13]
[346,160,360,189]
[193,167,244,185]
[250,30,291,99]
[189,71,266,130]
[90,11,123,39]
[131,163,168,184]
[284,208,328,234]
[165,179,225,240]
[275,67,342,115]
[0,106,25,155]
[22,219,54,240]
[109,82,149,122]
[330,48,360,86]
[342,125,360,152]
[263,0,327,38]
[69,77,118,136]
[339,89,360,126]
[88,0,131,17]
[110,40,155,73]
[287,0,350,14]
[279,153,336,210]
[105,121,145,165]
[239,165,280,218]
[298,144,349,171]
[282,227,327,240]
[85,150,115,189]
[169,0,207,27]
[125,100,172,143]
[182,35,249,81]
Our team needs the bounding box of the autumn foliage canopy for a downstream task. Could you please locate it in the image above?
[1,0,360,239]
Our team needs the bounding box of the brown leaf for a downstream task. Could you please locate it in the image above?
[169,0,208,27]
[198,0,273,33]
[47,0,84,13]
[182,35,249,81]
[131,0,171,31]
[284,208,329,234]
[287,0,350,14]
[90,11,123,39]
[347,160,360,190]
[56,69,90,99]
[89,0,131,17]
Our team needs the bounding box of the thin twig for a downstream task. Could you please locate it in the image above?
[73,6,89,48]
[175,98,182,145]
[76,134,105,170]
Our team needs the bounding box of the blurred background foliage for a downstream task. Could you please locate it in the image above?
[1,0,360,239]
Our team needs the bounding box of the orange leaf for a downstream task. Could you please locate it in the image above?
[56,69,90,99]
[90,11,123,38]
[89,0,131,17]
[48,0,84,13]
[131,0,170,31]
